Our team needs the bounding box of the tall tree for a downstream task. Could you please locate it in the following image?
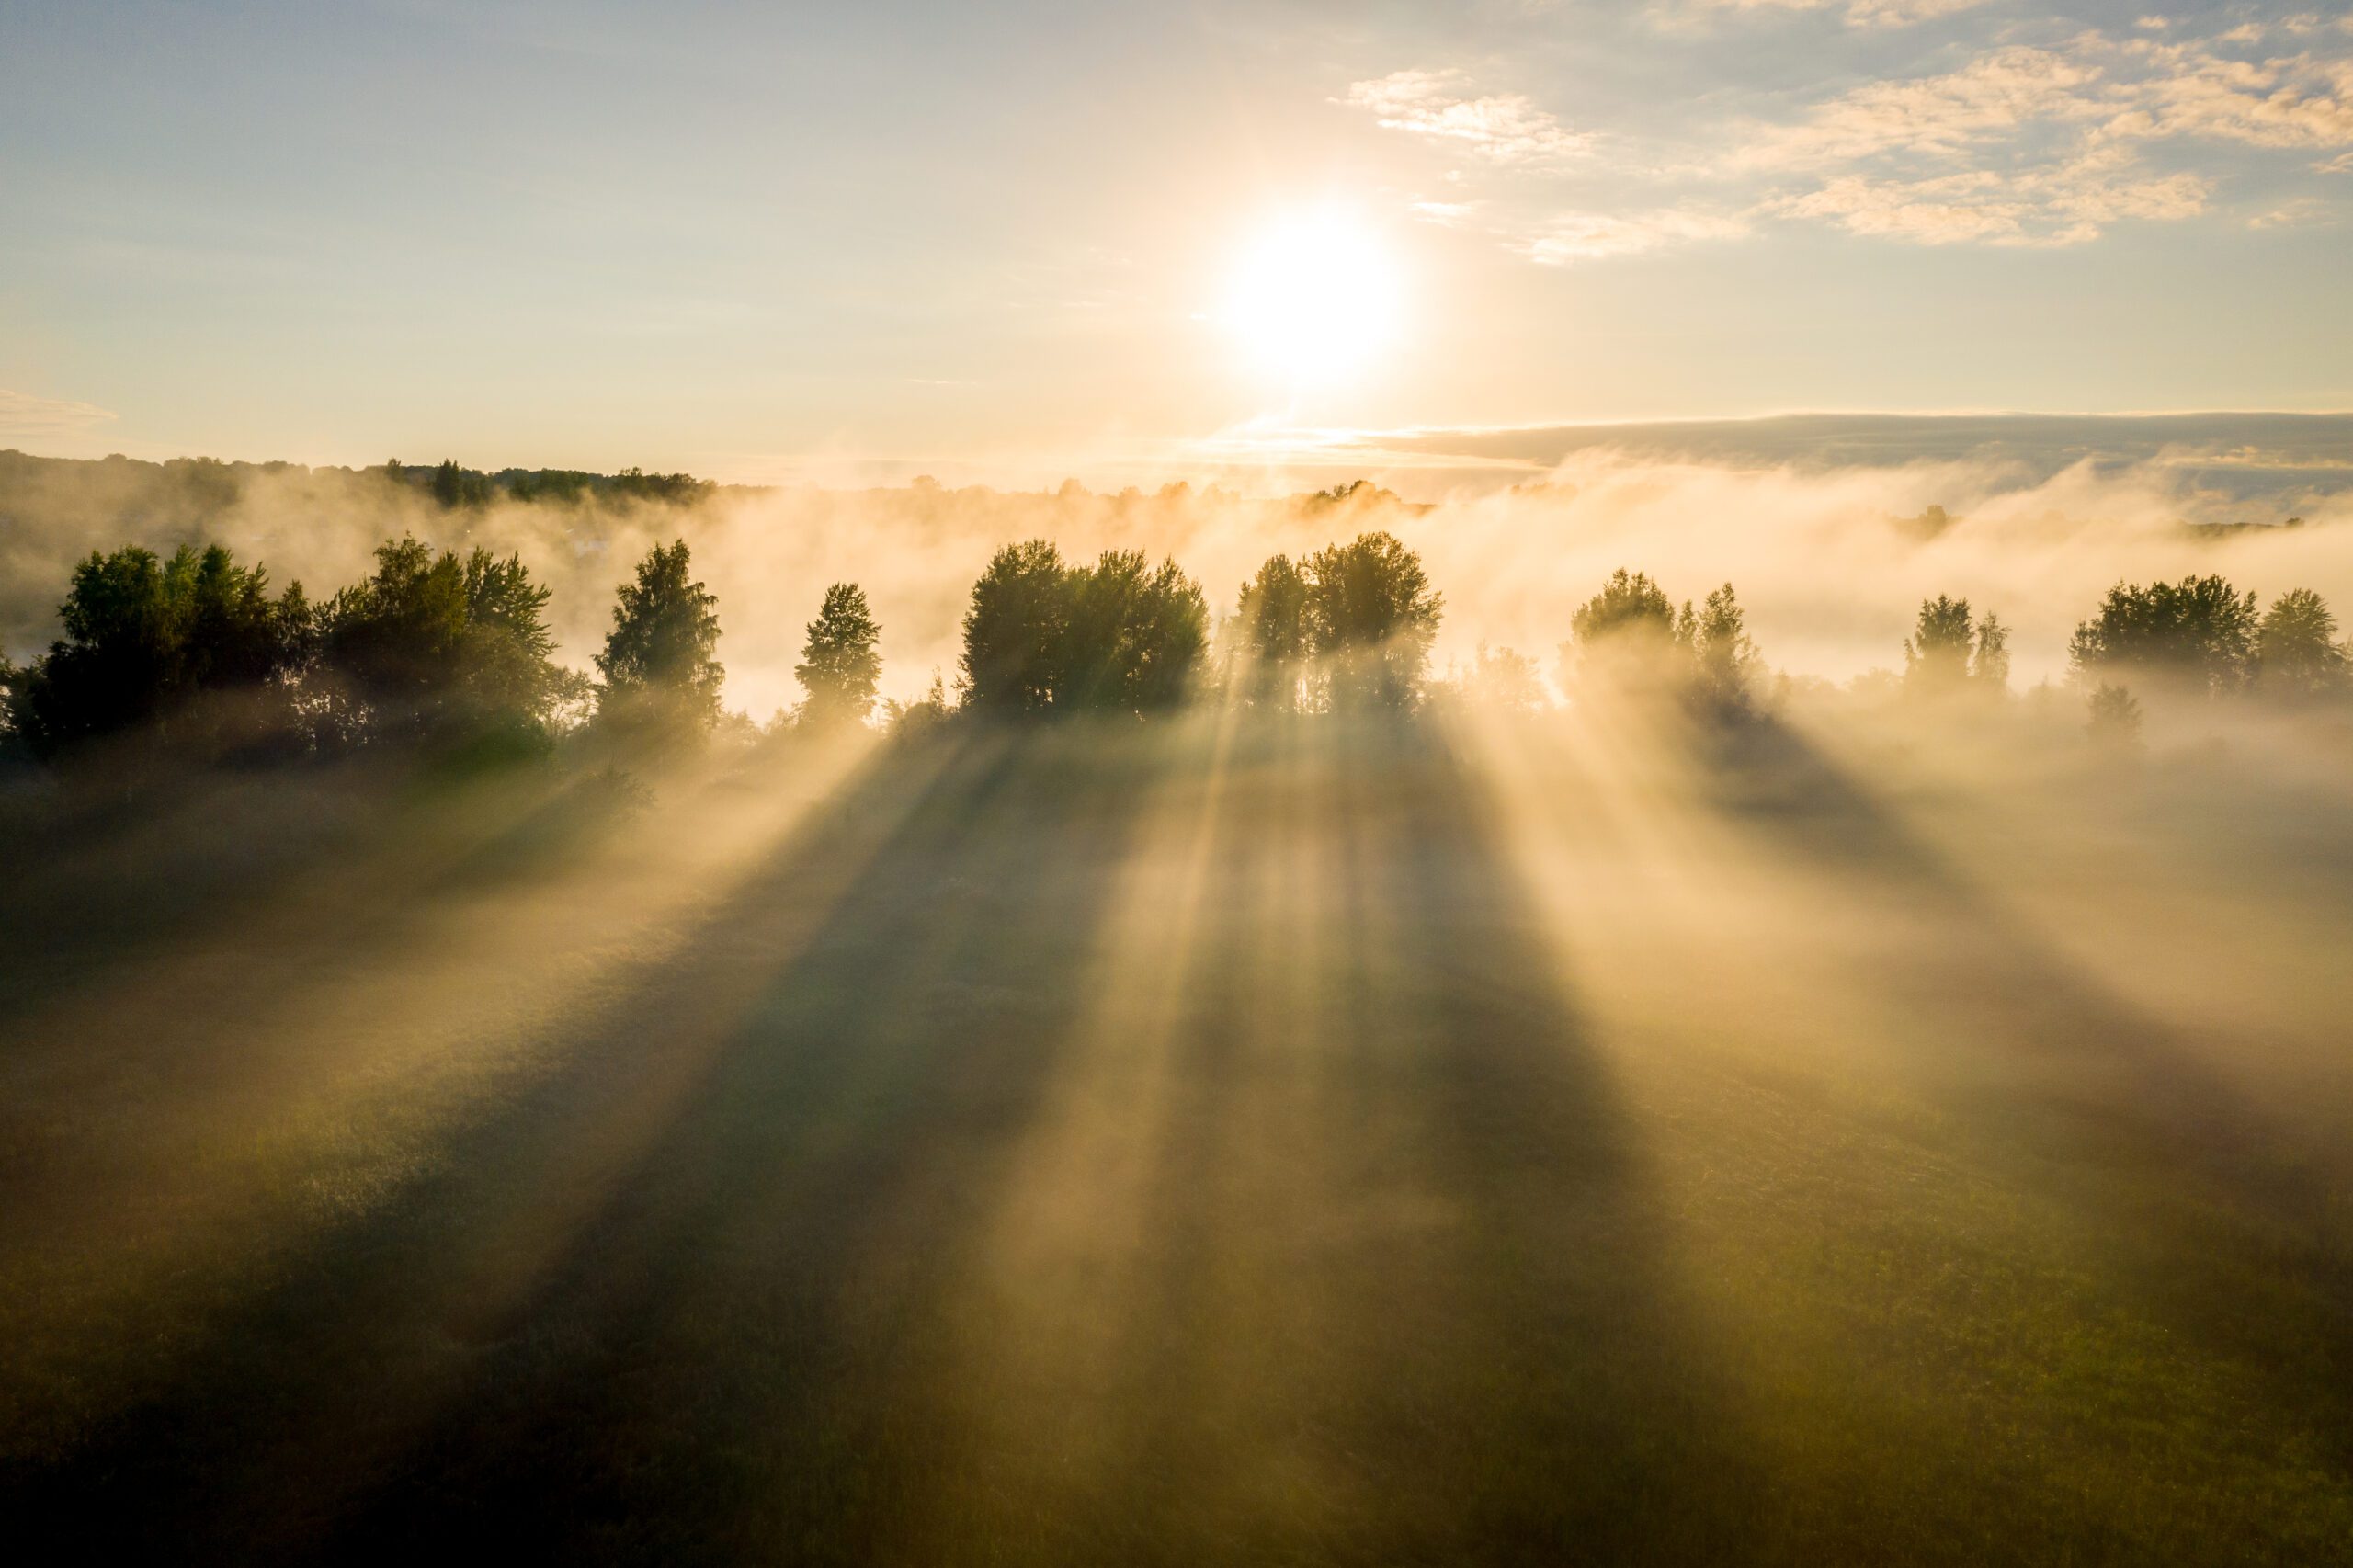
[795,582,883,728]
[1302,531,1442,710]
[2255,587,2347,699]
[595,540,725,741]
[1233,554,1311,710]
[961,540,1067,713]
[1904,596,1976,689]
[1680,584,1761,716]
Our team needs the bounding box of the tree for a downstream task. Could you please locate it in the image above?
[1680,584,1761,716]
[795,583,883,728]
[961,540,1067,713]
[1973,614,2011,693]
[430,459,493,509]
[1302,530,1442,710]
[2086,682,2143,753]
[6,543,313,757]
[2069,575,2257,697]
[1904,596,1975,689]
[595,540,725,743]
[1904,596,2009,696]
[2254,588,2347,700]
[1233,554,1312,710]
[957,542,1206,716]
[1056,550,1208,713]
[320,536,573,754]
[1571,569,1678,652]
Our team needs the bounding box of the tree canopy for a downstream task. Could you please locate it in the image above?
[795,583,883,728]
[1301,531,1443,711]
[6,543,313,758]
[319,536,574,754]
[2069,575,2257,696]
[595,540,725,744]
[960,540,1207,716]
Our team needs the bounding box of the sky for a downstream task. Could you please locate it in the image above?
[2,0,2349,482]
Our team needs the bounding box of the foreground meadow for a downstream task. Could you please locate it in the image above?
[4,709,2351,1563]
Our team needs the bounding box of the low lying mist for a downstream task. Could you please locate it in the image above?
[6,442,2348,718]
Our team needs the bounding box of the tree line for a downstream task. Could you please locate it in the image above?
[5,519,2349,771]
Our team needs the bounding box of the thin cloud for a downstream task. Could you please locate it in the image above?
[1343,71,1593,165]
[0,390,118,441]
[1521,208,1751,262]
[1688,0,1992,28]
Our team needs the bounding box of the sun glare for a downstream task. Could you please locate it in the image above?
[1221,209,1403,392]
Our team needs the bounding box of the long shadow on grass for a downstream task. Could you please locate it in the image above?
[10,718,1765,1566]
[1719,720,2353,1461]
[860,717,1763,1564]
[4,722,1176,1562]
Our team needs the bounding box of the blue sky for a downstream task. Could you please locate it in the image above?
[2,0,2347,478]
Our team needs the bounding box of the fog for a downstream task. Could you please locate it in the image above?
[6,440,2350,719]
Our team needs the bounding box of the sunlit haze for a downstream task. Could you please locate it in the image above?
[7,4,2353,1563]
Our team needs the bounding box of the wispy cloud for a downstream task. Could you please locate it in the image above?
[1343,71,1593,165]
[0,390,118,441]
[1765,151,2211,246]
[1520,208,1750,262]
[1688,0,1993,29]
[1351,19,2352,263]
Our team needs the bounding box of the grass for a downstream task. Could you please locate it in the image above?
[3,710,2351,1563]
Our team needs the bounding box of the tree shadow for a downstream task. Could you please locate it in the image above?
[4,722,1166,1562]
[858,716,1765,1564]
[1714,719,2353,1440]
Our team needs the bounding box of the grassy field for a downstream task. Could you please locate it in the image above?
[4,710,2352,1563]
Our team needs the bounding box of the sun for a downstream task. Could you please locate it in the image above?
[1220,208,1403,392]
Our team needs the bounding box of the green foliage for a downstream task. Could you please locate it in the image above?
[319,536,571,754]
[1302,531,1443,711]
[1233,554,1311,710]
[961,540,1069,713]
[1974,613,2011,692]
[429,460,494,509]
[795,583,883,728]
[6,543,313,757]
[1570,569,1678,653]
[959,540,1207,716]
[2069,575,2257,696]
[595,540,725,744]
[1564,569,1768,719]
[1680,584,1761,717]
[1904,596,2010,695]
[1058,550,1208,713]
[2254,588,2347,700]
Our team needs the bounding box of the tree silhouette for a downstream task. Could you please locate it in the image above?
[2069,575,2256,697]
[795,583,883,729]
[1233,554,1311,710]
[595,540,725,746]
[1973,614,2011,692]
[1302,531,1442,710]
[319,537,573,755]
[1904,596,2009,696]
[1057,550,1207,713]
[7,543,313,757]
[2254,588,2347,700]
[2086,682,2143,753]
[1680,584,1761,717]
[1904,596,1975,689]
[961,540,1067,713]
